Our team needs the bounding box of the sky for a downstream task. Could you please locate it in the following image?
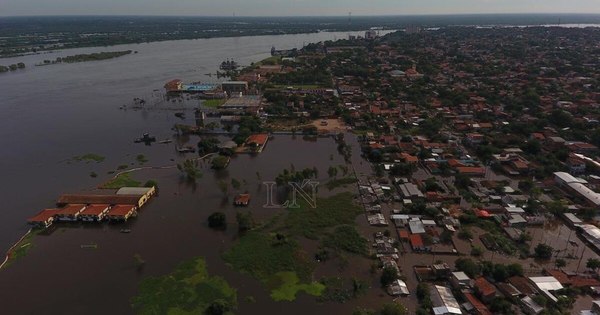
[2,0,600,16]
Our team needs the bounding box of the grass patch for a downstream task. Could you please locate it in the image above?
[203,99,226,108]
[322,225,369,256]
[269,272,325,301]
[100,173,141,189]
[73,153,105,163]
[3,230,41,269]
[136,154,148,164]
[223,232,314,284]
[285,192,362,239]
[132,258,237,315]
[325,177,358,191]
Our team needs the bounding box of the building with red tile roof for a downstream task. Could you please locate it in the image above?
[79,204,110,222]
[107,205,137,221]
[463,292,493,315]
[27,209,59,228]
[54,204,86,222]
[474,277,497,302]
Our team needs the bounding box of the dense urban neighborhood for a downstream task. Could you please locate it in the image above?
[156,26,600,314]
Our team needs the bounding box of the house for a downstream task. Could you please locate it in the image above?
[474,277,497,303]
[245,134,269,151]
[234,194,251,206]
[450,271,472,289]
[529,276,563,303]
[567,154,586,175]
[79,204,110,222]
[456,167,486,177]
[57,194,147,208]
[27,209,58,228]
[410,234,426,251]
[430,285,463,315]
[387,279,410,296]
[54,204,86,222]
[521,296,544,315]
[116,186,156,208]
[462,292,492,315]
[496,282,521,298]
[107,205,137,221]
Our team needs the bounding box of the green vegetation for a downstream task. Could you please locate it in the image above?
[211,156,230,170]
[131,258,236,315]
[380,266,399,287]
[223,232,314,282]
[534,243,553,260]
[319,277,368,303]
[144,180,158,188]
[269,272,325,301]
[325,177,358,191]
[177,159,202,181]
[136,154,148,164]
[285,192,362,239]
[3,230,40,268]
[236,211,255,232]
[203,99,226,108]
[73,153,105,163]
[41,50,132,65]
[223,232,315,299]
[322,225,368,256]
[208,212,227,230]
[100,173,141,189]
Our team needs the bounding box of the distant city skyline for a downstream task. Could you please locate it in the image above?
[2,0,600,16]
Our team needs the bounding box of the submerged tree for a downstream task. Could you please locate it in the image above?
[177,159,202,181]
[208,212,227,230]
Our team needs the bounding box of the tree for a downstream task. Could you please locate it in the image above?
[380,266,399,287]
[379,303,407,315]
[144,179,158,188]
[217,180,229,196]
[471,246,483,257]
[555,258,567,269]
[455,258,481,278]
[177,159,202,181]
[587,258,600,271]
[236,211,255,232]
[205,299,232,315]
[208,212,226,230]
[211,156,230,170]
[534,244,553,260]
[231,178,241,190]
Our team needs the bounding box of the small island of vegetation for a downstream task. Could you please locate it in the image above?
[38,50,133,66]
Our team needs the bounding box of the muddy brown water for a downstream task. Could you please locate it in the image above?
[0,30,397,314]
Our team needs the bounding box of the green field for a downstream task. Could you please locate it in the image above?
[132,258,237,315]
[100,173,141,189]
[285,192,363,239]
[203,99,226,108]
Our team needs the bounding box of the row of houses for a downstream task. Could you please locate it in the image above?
[27,187,155,228]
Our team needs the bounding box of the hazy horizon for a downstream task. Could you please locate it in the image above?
[2,0,600,17]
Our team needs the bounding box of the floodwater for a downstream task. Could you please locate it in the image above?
[0,29,392,255]
[0,31,391,314]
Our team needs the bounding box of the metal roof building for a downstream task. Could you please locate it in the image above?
[430,285,462,315]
